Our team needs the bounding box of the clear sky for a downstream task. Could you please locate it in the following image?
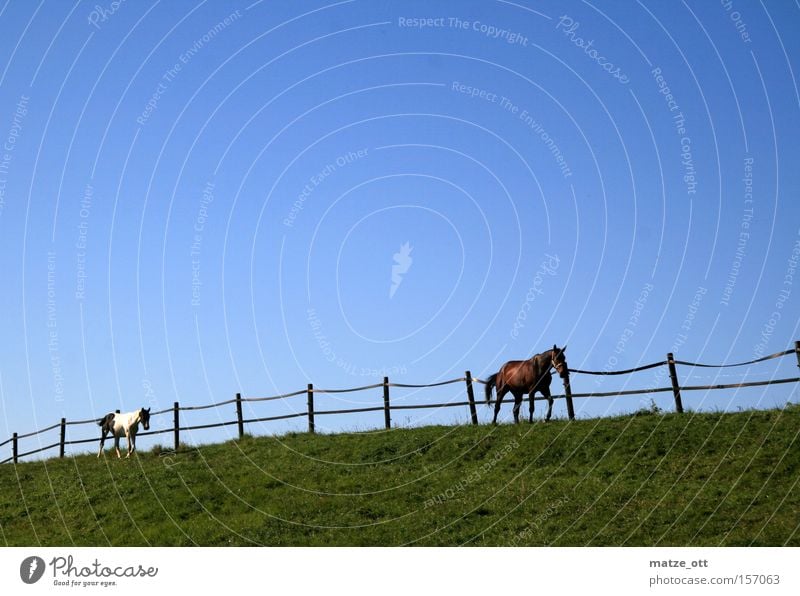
[0,0,798,457]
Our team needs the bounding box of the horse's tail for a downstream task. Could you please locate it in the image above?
[98,413,114,430]
[484,373,498,404]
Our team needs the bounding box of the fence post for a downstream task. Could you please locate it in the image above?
[235,393,244,439]
[562,373,576,421]
[12,432,18,464]
[667,353,684,413]
[173,402,180,452]
[59,418,66,458]
[795,341,800,369]
[307,384,315,434]
[383,377,391,429]
[465,371,478,425]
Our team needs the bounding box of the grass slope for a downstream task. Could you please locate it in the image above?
[1,407,798,546]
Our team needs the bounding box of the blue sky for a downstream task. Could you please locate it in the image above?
[0,0,798,457]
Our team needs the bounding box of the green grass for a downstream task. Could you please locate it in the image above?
[1,406,799,546]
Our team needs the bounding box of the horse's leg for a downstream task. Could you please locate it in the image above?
[114,433,121,458]
[493,386,507,425]
[125,429,132,458]
[97,429,106,457]
[542,385,553,422]
[512,391,522,424]
[528,390,536,423]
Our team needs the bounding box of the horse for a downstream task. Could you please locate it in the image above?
[484,345,568,424]
[97,408,151,458]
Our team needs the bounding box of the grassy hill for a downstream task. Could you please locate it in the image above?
[1,406,798,546]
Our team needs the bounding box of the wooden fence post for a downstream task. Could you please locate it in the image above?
[59,418,66,458]
[173,402,180,452]
[235,393,244,439]
[465,371,478,425]
[563,373,576,420]
[667,353,684,413]
[383,377,391,429]
[307,384,315,434]
[795,340,800,369]
[12,432,18,464]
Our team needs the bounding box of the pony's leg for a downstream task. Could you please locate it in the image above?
[542,386,553,422]
[492,387,507,424]
[512,392,522,424]
[125,430,132,458]
[528,391,536,423]
[114,434,121,458]
[97,430,106,457]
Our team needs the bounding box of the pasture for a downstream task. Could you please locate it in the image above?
[1,405,797,546]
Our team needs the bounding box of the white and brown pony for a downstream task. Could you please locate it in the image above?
[97,408,151,458]
[485,345,568,424]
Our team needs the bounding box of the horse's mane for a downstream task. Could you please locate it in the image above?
[530,349,553,362]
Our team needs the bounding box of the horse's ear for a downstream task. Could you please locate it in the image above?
[562,345,567,353]
[145,407,151,413]
[553,344,557,351]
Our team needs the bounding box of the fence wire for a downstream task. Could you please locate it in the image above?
[4,344,798,463]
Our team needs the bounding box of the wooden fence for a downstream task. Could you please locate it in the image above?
[2,342,799,464]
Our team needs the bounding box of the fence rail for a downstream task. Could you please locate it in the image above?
[3,341,799,464]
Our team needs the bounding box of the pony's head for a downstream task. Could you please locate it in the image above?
[139,407,151,431]
[551,345,568,378]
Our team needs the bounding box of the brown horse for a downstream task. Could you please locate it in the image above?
[484,345,568,424]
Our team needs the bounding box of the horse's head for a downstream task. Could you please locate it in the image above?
[140,407,151,431]
[551,344,568,378]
